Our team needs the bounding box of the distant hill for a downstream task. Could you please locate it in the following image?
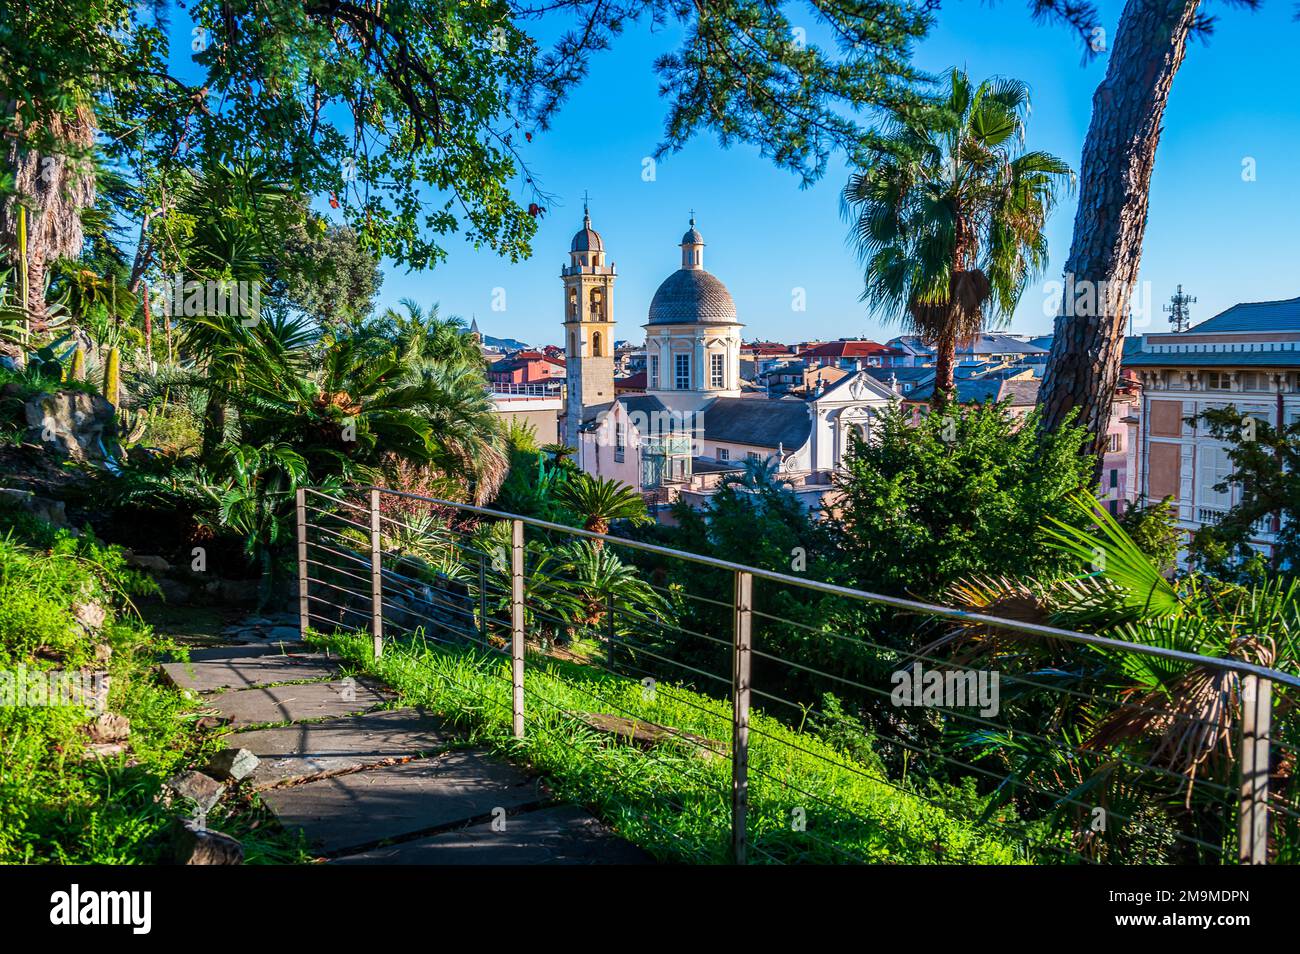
[483,334,530,351]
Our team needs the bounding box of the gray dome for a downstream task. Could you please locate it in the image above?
[647,268,738,325]
[681,225,704,245]
[570,222,603,253]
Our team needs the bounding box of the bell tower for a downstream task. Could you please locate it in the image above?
[561,200,616,450]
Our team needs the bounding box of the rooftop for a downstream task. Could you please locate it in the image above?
[700,396,812,450]
[1189,295,1300,334]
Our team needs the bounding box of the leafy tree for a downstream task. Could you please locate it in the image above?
[269,207,381,332]
[1188,406,1299,578]
[1117,495,1182,576]
[834,401,1094,597]
[4,0,935,298]
[843,68,1071,404]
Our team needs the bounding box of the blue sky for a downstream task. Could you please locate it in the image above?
[161,2,1300,347]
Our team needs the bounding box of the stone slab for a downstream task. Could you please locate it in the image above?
[331,805,653,865]
[182,644,306,662]
[162,654,341,692]
[229,708,452,787]
[260,750,545,854]
[204,679,392,727]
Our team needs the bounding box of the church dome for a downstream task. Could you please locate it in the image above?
[681,224,704,246]
[570,210,603,253]
[647,268,738,325]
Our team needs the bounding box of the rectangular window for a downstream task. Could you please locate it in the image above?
[615,422,625,462]
[649,354,659,388]
[1108,499,1118,516]
[717,448,729,461]
[1205,372,1232,391]
[1109,468,1118,489]
[1198,444,1234,511]
[675,353,690,390]
[747,451,761,462]
[710,352,725,388]
[1106,433,1121,454]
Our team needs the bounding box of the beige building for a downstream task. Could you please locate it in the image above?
[1123,296,1300,562]
[560,203,617,449]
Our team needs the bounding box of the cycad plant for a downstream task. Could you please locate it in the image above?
[554,473,651,545]
[843,68,1072,404]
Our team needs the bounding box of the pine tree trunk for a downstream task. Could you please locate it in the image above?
[1038,0,1200,465]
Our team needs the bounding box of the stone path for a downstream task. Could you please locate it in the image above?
[165,640,649,864]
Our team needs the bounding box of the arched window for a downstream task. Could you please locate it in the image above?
[592,331,603,357]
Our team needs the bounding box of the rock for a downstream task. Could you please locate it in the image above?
[157,577,194,604]
[23,390,116,463]
[0,488,67,527]
[73,601,107,633]
[164,770,226,813]
[87,712,130,743]
[127,553,171,573]
[93,643,112,665]
[205,747,260,782]
[172,819,244,865]
[194,715,232,732]
[218,578,260,603]
[82,741,129,761]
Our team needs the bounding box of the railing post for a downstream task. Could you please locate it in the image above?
[369,489,383,659]
[1239,672,1272,864]
[510,519,526,739]
[606,591,617,671]
[296,488,309,638]
[478,551,488,644]
[732,569,753,865]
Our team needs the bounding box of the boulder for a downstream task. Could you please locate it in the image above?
[127,553,171,573]
[172,819,244,865]
[73,601,107,633]
[205,747,260,782]
[23,390,116,463]
[87,712,131,743]
[217,578,259,603]
[0,487,67,527]
[164,770,226,813]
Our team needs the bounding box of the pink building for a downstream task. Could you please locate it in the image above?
[1099,379,1141,516]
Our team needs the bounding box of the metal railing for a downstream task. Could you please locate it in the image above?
[295,486,1300,865]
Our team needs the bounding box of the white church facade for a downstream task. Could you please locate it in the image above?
[561,209,898,510]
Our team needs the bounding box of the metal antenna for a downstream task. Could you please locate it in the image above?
[1163,284,1197,333]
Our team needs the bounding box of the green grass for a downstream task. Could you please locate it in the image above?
[310,629,1030,864]
[0,504,307,864]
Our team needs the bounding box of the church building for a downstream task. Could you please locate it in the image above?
[561,208,897,510]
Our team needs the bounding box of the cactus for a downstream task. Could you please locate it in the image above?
[103,347,120,407]
[69,346,85,382]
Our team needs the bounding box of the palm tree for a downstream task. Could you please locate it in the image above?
[843,69,1072,406]
[554,473,651,546]
[382,299,484,371]
[937,494,1299,860]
